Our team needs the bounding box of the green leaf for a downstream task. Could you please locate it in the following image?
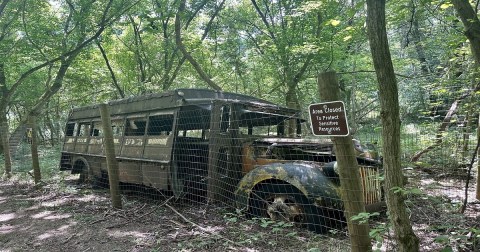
[434,235,450,244]
[440,3,453,9]
[286,232,297,237]
[440,246,453,252]
[330,19,341,26]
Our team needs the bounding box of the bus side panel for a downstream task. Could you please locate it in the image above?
[143,135,172,160]
[120,137,144,158]
[142,163,169,190]
[87,137,104,155]
[118,161,143,184]
[74,137,89,153]
[63,137,76,152]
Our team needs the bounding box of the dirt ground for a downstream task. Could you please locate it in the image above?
[1,170,479,252]
[0,175,350,252]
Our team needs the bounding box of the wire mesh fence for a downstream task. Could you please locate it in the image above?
[3,89,479,251]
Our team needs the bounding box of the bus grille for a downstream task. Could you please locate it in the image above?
[359,166,382,205]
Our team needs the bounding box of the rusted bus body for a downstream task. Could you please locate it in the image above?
[60,89,299,193]
[60,88,382,233]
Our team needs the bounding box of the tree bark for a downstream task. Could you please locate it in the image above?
[0,108,12,178]
[477,115,480,201]
[366,1,420,251]
[0,63,11,178]
[452,0,480,66]
[3,0,136,152]
[29,116,41,184]
[162,0,225,91]
[451,2,480,200]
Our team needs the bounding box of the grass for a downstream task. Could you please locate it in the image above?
[1,143,62,181]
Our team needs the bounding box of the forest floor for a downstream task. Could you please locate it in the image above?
[0,169,479,252]
[0,174,350,252]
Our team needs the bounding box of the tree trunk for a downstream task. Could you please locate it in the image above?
[0,109,12,178]
[451,0,480,66]
[29,116,41,184]
[477,115,480,201]
[0,63,12,178]
[366,1,420,251]
[285,84,298,136]
[451,0,480,170]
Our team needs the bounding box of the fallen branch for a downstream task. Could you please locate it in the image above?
[105,196,173,229]
[410,100,459,162]
[165,203,240,246]
[64,233,76,244]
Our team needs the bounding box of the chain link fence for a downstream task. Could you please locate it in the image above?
[3,89,479,251]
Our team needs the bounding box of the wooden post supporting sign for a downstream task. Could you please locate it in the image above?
[316,71,371,252]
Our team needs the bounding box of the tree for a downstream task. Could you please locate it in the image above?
[410,0,480,162]
[0,0,138,177]
[451,0,480,66]
[365,1,420,251]
[248,0,321,109]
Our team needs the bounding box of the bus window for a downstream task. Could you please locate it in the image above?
[112,119,124,136]
[65,123,75,136]
[180,129,205,139]
[77,122,91,137]
[91,121,103,136]
[147,114,174,136]
[125,118,146,136]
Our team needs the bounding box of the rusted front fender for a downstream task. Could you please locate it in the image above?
[235,161,343,212]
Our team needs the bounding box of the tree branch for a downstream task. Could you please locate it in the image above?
[174,0,221,90]
[0,0,10,18]
[251,0,276,40]
[96,40,125,98]
[0,0,140,109]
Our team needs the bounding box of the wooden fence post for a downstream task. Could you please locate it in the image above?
[207,101,223,202]
[476,115,480,201]
[99,103,122,209]
[317,71,371,252]
[1,111,12,178]
[29,116,41,185]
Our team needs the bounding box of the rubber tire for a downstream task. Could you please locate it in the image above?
[76,161,90,184]
[249,183,328,234]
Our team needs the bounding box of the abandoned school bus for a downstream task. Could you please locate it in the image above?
[60,88,382,233]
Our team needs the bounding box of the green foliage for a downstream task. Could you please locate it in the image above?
[4,143,61,180]
[434,227,480,252]
[2,1,480,250]
[391,186,423,196]
[370,222,390,251]
[350,211,380,224]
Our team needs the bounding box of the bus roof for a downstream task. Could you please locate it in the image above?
[68,89,296,120]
